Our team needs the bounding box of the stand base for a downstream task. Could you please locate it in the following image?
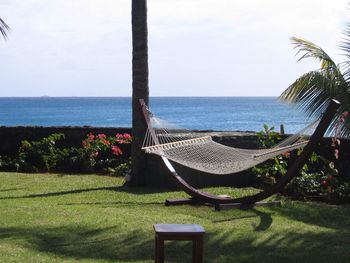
[165,198,199,206]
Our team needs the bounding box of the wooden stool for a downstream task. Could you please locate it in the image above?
[153,224,205,263]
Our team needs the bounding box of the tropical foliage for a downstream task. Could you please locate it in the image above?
[252,124,350,204]
[0,17,10,40]
[0,133,132,175]
[279,36,350,137]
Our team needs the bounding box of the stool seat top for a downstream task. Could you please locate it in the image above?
[154,224,205,234]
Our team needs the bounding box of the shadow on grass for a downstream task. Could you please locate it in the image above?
[205,228,350,263]
[1,221,350,263]
[0,184,167,200]
[0,225,154,262]
[62,201,164,207]
[0,187,25,192]
[212,208,273,232]
[270,202,350,230]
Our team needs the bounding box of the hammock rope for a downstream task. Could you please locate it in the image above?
[142,109,319,175]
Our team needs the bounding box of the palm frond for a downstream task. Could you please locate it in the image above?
[340,24,350,88]
[280,71,338,116]
[280,37,350,137]
[291,37,337,70]
[0,18,10,40]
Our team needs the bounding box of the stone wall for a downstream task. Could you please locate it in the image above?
[0,126,349,189]
[0,126,131,157]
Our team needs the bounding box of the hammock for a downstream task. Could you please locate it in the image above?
[142,109,319,175]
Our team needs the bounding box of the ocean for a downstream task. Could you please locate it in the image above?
[0,97,311,133]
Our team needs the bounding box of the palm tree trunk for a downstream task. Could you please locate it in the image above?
[130,0,149,185]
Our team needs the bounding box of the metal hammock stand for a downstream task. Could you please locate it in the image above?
[139,99,340,210]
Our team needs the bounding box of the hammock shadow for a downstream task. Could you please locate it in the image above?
[61,201,164,207]
[204,227,349,263]
[0,225,154,262]
[2,215,349,262]
[212,208,273,231]
[0,187,25,192]
[0,186,118,200]
[0,184,166,200]
[269,202,350,230]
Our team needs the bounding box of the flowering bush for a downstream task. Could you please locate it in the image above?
[279,111,349,203]
[0,132,132,176]
[81,132,132,175]
[82,132,131,157]
[252,123,350,203]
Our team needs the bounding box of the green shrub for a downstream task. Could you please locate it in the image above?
[0,155,18,171]
[332,181,350,203]
[252,124,289,186]
[5,132,132,175]
[17,133,65,172]
[252,124,350,204]
[107,157,131,177]
[55,147,95,173]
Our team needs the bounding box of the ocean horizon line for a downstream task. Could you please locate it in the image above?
[0,95,280,99]
[0,97,305,132]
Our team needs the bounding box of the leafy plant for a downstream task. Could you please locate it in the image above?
[107,157,132,177]
[55,147,95,173]
[0,155,17,171]
[13,132,132,174]
[252,124,290,186]
[17,133,65,172]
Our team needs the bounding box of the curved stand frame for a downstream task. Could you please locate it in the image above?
[139,99,340,210]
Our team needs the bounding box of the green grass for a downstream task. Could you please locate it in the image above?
[0,172,350,263]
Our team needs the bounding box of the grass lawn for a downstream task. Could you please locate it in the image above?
[1,172,350,263]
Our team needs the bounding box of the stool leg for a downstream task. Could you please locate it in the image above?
[155,235,164,263]
[193,236,203,263]
[155,234,158,263]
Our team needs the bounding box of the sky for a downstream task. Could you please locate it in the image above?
[0,0,349,97]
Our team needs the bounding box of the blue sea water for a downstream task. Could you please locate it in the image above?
[0,97,311,133]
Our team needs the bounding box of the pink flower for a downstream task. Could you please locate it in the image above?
[112,145,123,156]
[321,180,328,188]
[97,134,106,139]
[340,111,348,122]
[327,175,335,181]
[334,149,339,160]
[282,151,290,157]
[92,151,99,157]
[115,133,132,144]
[101,139,110,146]
[82,141,90,149]
[123,133,132,140]
[331,138,341,147]
[87,132,95,142]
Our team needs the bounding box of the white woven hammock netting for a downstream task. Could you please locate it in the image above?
[142,112,319,175]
